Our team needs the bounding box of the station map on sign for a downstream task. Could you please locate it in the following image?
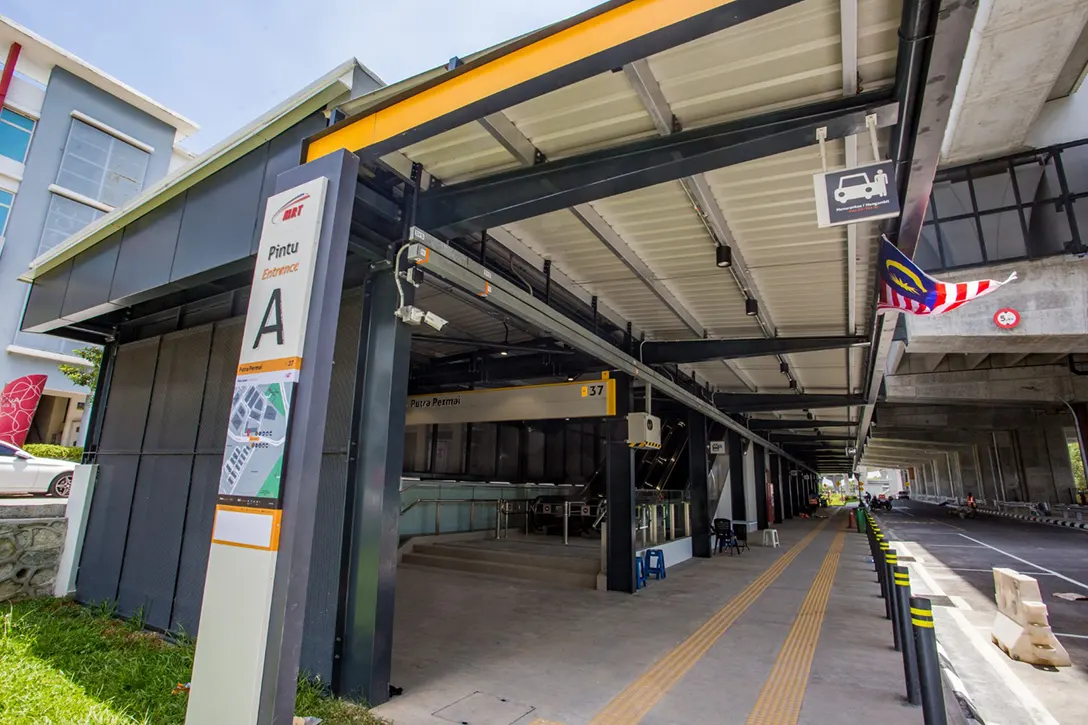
[218,374,295,501]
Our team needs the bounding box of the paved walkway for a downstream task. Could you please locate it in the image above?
[374,509,923,725]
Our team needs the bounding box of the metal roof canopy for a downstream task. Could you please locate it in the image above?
[299,0,905,409]
[408,227,810,467]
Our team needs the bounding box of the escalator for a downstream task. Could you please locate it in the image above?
[528,417,692,537]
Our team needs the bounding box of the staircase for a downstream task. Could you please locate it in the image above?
[401,537,600,589]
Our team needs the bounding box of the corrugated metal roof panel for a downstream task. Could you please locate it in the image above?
[391,0,904,397]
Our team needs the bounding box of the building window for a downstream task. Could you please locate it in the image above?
[919,139,1088,273]
[56,118,150,208]
[39,193,105,255]
[0,189,13,236]
[0,107,35,163]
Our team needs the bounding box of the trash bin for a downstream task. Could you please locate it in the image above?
[856,508,866,533]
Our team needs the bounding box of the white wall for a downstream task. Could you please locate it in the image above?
[1026,79,1088,148]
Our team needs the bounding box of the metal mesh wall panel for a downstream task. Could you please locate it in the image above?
[77,454,140,603]
[322,289,362,453]
[99,339,160,454]
[78,292,364,684]
[300,288,362,680]
[143,327,213,453]
[171,454,220,633]
[197,321,244,453]
[299,454,349,682]
[116,454,193,628]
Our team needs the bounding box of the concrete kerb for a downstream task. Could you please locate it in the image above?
[938,641,986,725]
[976,507,1088,531]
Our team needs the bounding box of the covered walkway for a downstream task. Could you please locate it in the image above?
[376,509,919,725]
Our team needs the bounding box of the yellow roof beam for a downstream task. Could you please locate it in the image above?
[304,0,779,163]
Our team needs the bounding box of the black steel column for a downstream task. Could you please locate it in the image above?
[754,444,768,530]
[728,429,746,522]
[607,373,636,593]
[784,463,795,519]
[336,268,414,705]
[688,408,711,557]
[771,454,785,524]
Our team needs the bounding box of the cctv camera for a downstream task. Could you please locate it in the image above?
[423,311,448,331]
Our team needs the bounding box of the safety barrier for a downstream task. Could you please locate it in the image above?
[976,506,1088,531]
[991,568,1070,667]
[861,506,947,724]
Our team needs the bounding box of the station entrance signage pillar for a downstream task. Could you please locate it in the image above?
[186,150,359,725]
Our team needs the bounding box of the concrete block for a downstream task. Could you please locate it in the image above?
[990,567,1070,667]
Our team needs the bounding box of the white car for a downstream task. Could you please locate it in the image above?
[0,441,76,497]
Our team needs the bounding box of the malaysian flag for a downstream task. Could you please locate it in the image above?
[877,236,1017,315]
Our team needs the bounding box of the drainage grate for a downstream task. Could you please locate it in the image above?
[897,556,916,562]
[927,595,954,608]
[434,692,535,725]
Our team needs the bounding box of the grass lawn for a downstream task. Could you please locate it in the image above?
[0,598,383,724]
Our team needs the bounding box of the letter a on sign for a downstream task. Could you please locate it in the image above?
[253,288,285,349]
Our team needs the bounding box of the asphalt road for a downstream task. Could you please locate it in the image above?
[875,499,1088,724]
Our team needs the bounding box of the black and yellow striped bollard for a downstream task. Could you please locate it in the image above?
[885,549,900,650]
[895,566,921,705]
[910,596,947,725]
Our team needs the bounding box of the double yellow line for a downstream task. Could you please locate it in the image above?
[745,526,847,725]
[588,520,830,725]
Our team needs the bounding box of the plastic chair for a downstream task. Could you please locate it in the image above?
[713,518,740,556]
[761,528,780,548]
[733,523,751,552]
[646,549,666,580]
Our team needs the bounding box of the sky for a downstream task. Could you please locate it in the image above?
[4,0,599,151]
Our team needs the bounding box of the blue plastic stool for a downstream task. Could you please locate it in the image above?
[646,549,666,580]
[635,553,648,589]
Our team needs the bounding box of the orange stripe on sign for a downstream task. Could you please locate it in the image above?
[236,357,303,375]
[211,505,283,552]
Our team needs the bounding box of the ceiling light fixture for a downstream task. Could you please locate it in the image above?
[789,378,798,390]
[779,361,789,374]
[745,298,758,317]
[716,245,733,268]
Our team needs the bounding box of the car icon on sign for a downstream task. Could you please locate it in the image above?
[834,169,889,203]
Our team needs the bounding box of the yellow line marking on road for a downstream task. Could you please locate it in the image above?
[745,526,846,725]
[588,518,832,725]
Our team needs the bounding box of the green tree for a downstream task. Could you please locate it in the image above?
[1071,442,1086,490]
[59,347,102,399]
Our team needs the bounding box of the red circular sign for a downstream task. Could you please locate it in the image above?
[994,308,1020,329]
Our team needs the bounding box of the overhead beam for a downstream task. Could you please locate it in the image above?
[410,228,815,471]
[855,0,978,465]
[841,0,860,406]
[410,352,595,389]
[305,0,805,162]
[772,435,857,443]
[716,394,867,413]
[475,109,756,390]
[748,419,855,430]
[622,58,774,388]
[416,92,898,236]
[640,336,867,364]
